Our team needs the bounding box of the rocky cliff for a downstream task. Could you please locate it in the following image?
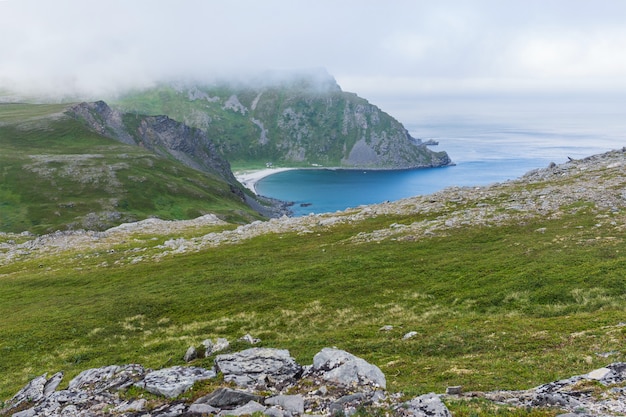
[115,71,451,169]
[67,101,237,185]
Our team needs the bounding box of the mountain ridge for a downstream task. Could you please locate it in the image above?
[114,73,451,169]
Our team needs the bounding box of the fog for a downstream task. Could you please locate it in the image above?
[2,0,626,118]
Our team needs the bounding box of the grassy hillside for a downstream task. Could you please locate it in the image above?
[2,151,626,416]
[0,103,261,233]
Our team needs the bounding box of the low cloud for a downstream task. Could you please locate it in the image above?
[1,0,625,105]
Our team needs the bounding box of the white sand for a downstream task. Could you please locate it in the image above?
[234,168,296,194]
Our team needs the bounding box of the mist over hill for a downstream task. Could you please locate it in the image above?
[114,71,451,169]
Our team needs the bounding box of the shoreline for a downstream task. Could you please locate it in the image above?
[234,167,297,194]
[235,164,456,195]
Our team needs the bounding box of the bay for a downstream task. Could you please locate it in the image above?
[256,98,626,217]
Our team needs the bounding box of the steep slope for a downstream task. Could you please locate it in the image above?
[114,72,451,169]
[67,101,237,184]
[0,103,263,234]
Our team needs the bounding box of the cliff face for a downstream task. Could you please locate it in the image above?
[115,72,451,169]
[68,101,237,184]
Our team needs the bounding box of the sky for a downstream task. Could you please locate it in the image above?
[2,0,626,120]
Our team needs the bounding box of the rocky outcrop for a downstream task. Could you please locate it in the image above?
[214,348,302,388]
[1,347,448,417]
[6,343,626,416]
[480,362,626,416]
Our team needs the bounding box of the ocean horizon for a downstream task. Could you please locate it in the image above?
[256,98,626,216]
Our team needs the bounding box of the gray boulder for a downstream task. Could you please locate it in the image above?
[400,393,452,417]
[265,394,305,414]
[6,372,64,409]
[311,347,386,389]
[68,364,145,392]
[215,347,302,387]
[135,366,216,398]
[184,345,198,362]
[204,337,230,356]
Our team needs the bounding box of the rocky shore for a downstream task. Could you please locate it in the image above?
[234,168,296,194]
[3,148,626,267]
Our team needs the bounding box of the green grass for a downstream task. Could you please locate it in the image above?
[1,207,625,411]
[0,103,261,233]
[1,101,624,416]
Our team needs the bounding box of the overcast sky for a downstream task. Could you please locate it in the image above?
[2,0,626,113]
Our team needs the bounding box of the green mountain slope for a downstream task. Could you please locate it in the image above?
[114,73,451,169]
[2,149,626,412]
[0,103,261,234]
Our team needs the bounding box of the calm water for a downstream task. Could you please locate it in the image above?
[256,99,626,216]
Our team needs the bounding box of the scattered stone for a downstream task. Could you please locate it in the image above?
[403,331,418,340]
[213,337,230,354]
[379,325,393,331]
[202,338,214,357]
[239,333,261,344]
[400,393,452,417]
[183,345,198,362]
[446,385,463,395]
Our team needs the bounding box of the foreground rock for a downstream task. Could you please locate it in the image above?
[4,343,626,416]
[0,347,444,417]
[481,362,626,416]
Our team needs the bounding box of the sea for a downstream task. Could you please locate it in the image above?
[256,97,626,216]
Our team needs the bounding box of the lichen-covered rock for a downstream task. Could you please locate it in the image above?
[215,347,302,387]
[399,393,452,417]
[183,345,198,362]
[265,394,305,414]
[310,347,386,389]
[68,364,145,392]
[5,371,63,410]
[135,365,216,398]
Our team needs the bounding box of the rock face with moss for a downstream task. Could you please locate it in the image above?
[115,71,452,169]
[67,101,237,184]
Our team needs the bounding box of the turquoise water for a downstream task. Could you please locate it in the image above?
[256,101,626,216]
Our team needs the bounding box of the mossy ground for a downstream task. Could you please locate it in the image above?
[1,207,625,417]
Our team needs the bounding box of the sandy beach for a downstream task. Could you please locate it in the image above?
[234,167,296,194]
